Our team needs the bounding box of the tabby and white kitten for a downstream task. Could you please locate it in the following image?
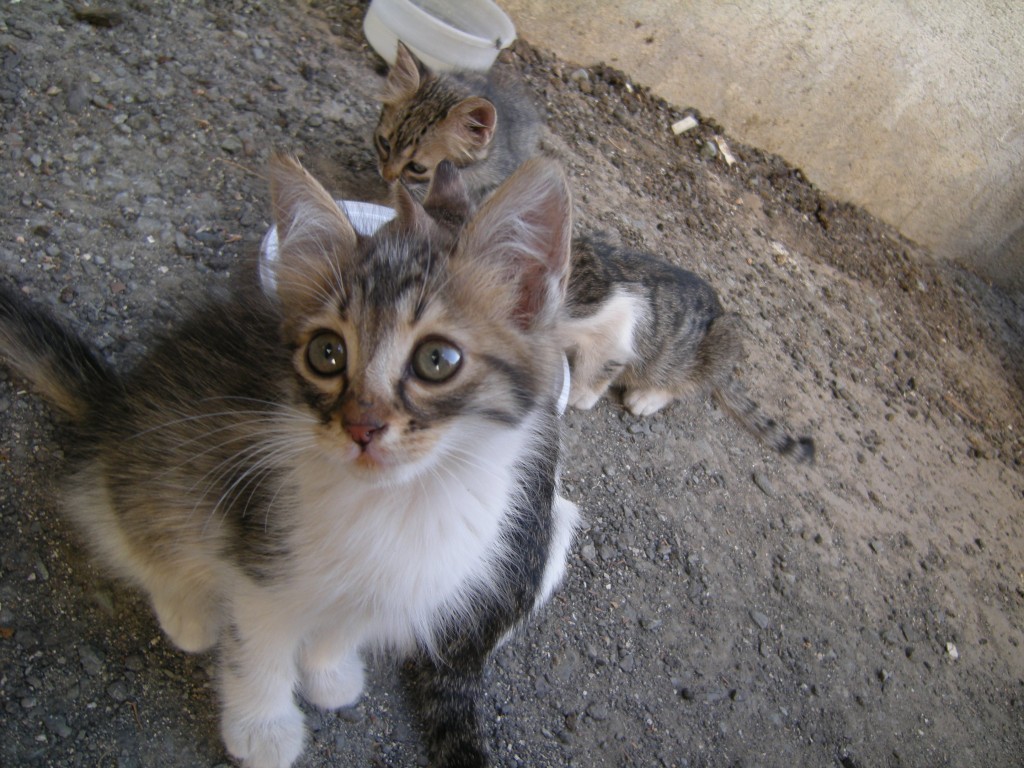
[564,237,815,462]
[371,58,814,461]
[373,41,541,202]
[0,154,578,768]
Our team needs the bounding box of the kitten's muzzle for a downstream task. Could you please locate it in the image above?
[340,397,390,447]
[380,162,401,183]
[344,419,388,447]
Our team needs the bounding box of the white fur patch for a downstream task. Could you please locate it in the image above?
[538,494,579,607]
[623,387,676,416]
[63,464,227,653]
[277,412,534,657]
[562,287,646,408]
[211,410,550,768]
[64,397,567,768]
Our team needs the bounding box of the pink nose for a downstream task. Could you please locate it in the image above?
[345,421,386,446]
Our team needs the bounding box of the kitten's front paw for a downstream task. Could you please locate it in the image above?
[301,651,365,710]
[222,707,306,768]
[624,389,674,417]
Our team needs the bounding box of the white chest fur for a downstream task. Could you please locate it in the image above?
[278,415,535,652]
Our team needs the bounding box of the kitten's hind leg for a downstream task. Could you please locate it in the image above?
[149,579,222,653]
[567,356,625,411]
[298,630,365,710]
[622,387,676,416]
[568,375,613,410]
[68,477,223,652]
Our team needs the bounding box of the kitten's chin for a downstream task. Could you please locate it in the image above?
[346,447,431,487]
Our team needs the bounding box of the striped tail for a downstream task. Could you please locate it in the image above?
[0,282,119,421]
[713,377,815,463]
[403,652,491,768]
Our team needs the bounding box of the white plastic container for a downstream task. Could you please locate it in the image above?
[259,201,395,294]
[556,354,571,416]
[363,0,516,72]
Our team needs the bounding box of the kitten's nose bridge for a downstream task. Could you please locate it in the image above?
[381,162,401,183]
[340,397,390,447]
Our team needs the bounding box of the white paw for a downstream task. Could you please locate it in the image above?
[569,386,602,410]
[623,389,674,417]
[300,651,365,710]
[152,599,221,654]
[222,706,306,768]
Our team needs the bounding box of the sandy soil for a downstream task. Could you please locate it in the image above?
[1,2,1022,767]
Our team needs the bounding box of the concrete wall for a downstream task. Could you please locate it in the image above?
[502,0,1024,290]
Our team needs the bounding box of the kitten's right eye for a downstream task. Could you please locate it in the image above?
[405,161,428,177]
[307,332,346,376]
[376,135,391,158]
[411,338,462,383]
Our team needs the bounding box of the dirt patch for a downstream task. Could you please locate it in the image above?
[1,2,1022,767]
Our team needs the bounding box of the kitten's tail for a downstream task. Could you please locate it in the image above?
[713,380,815,463]
[703,313,815,464]
[0,282,119,421]
[403,654,491,768]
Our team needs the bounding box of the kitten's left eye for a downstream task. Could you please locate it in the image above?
[412,339,462,382]
[405,161,428,177]
[307,332,346,376]
[376,134,391,158]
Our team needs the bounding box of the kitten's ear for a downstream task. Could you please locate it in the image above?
[380,41,427,102]
[459,157,572,330]
[268,153,357,309]
[423,160,472,235]
[444,97,497,150]
[386,163,471,247]
[390,180,429,236]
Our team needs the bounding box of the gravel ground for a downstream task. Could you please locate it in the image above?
[1,2,1022,767]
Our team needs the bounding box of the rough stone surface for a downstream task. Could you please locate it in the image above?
[0,3,1022,768]
[504,0,1024,291]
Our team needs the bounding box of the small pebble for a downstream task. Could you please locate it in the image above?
[107,681,129,702]
[44,715,73,739]
[78,644,104,676]
[220,136,243,154]
[752,471,776,496]
[570,68,592,94]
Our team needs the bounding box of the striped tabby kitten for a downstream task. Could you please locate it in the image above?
[373,41,540,202]
[0,154,578,768]
[564,237,815,462]
[372,56,814,462]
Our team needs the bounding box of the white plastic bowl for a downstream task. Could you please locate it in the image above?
[556,354,571,416]
[259,201,395,294]
[363,0,516,72]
